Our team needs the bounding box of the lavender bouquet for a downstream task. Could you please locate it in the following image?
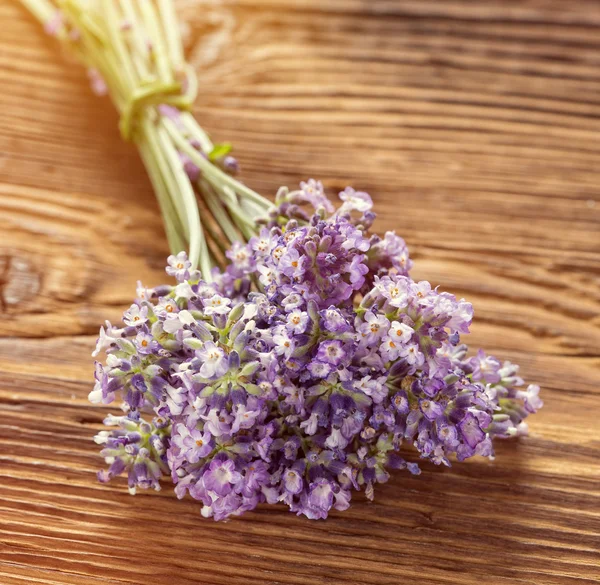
[22,0,542,521]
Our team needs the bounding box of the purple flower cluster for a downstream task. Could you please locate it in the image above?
[91,181,541,520]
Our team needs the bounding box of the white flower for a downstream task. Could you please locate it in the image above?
[154,298,178,319]
[92,324,120,357]
[201,408,232,437]
[196,283,217,299]
[380,336,402,360]
[123,304,148,327]
[228,242,253,270]
[136,280,151,301]
[273,332,294,357]
[195,341,228,379]
[163,384,185,416]
[272,245,285,262]
[202,294,231,315]
[375,277,409,307]
[447,300,474,334]
[231,404,260,433]
[282,293,303,311]
[286,309,308,334]
[166,251,192,281]
[354,375,387,403]
[400,343,425,367]
[300,178,324,197]
[257,264,276,287]
[252,235,273,255]
[389,321,413,343]
[174,282,195,300]
[411,280,432,302]
[162,309,195,333]
[338,186,373,213]
[517,384,543,413]
[359,311,389,342]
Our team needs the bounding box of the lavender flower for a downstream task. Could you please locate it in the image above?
[92,182,541,520]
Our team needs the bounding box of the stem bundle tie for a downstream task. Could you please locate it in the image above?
[119,80,189,141]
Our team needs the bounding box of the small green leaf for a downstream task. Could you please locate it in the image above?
[209,143,232,161]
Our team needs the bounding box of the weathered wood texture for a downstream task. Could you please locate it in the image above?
[1,0,599,583]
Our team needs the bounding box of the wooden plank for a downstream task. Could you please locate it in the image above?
[0,0,598,583]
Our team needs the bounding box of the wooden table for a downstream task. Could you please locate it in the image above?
[1,1,599,583]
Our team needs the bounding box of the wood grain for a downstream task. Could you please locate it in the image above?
[1,0,599,583]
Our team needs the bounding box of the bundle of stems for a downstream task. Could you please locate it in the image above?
[21,0,274,279]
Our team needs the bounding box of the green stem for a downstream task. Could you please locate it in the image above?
[19,0,275,274]
[138,140,187,255]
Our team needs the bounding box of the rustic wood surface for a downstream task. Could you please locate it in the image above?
[1,0,599,583]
